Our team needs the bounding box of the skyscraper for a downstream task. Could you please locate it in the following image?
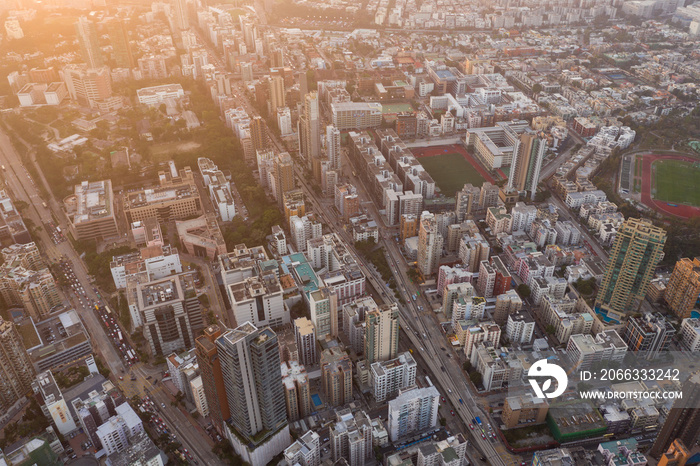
[299,92,320,167]
[274,152,295,208]
[595,218,666,315]
[0,319,35,412]
[172,0,189,30]
[269,71,286,113]
[650,372,700,458]
[326,125,341,170]
[250,116,268,156]
[508,130,546,201]
[75,16,103,68]
[107,19,134,69]
[417,211,444,277]
[216,323,287,442]
[364,304,399,363]
[665,258,700,319]
[195,325,230,434]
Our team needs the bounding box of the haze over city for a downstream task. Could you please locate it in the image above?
[1,0,700,465]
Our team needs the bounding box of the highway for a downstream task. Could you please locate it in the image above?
[0,128,218,465]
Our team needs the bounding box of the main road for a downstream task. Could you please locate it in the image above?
[0,127,219,465]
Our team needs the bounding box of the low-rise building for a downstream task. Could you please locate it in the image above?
[566,330,627,371]
[175,214,227,260]
[64,180,118,241]
[503,393,549,429]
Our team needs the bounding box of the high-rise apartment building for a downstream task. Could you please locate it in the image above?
[172,0,189,30]
[250,116,268,156]
[75,16,103,68]
[0,319,35,412]
[294,317,317,366]
[299,92,321,166]
[595,218,666,315]
[216,323,290,461]
[274,152,295,207]
[370,352,417,402]
[455,183,481,221]
[508,130,546,200]
[665,257,700,319]
[107,19,134,69]
[130,274,202,354]
[195,325,230,434]
[650,372,700,458]
[387,386,440,442]
[417,212,443,277]
[329,409,374,466]
[281,360,312,422]
[307,287,338,340]
[269,72,286,112]
[621,312,675,360]
[326,125,341,170]
[321,347,352,407]
[364,304,399,363]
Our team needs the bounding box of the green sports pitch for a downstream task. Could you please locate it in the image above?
[653,159,700,207]
[381,103,414,114]
[418,153,485,196]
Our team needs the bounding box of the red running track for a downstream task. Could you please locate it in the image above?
[412,144,496,184]
[640,153,700,219]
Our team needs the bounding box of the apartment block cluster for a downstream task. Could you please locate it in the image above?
[348,129,435,227]
[31,370,164,464]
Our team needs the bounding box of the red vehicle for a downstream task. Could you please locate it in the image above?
[469,424,474,430]
[481,433,486,439]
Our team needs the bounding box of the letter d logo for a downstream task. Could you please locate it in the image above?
[528,359,568,399]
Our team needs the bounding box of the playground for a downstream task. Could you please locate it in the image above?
[412,144,495,196]
[638,153,700,218]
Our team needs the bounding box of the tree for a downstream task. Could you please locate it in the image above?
[545,325,556,335]
[439,417,447,426]
[463,361,472,372]
[531,83,543,95]
[470,371,483,386]
[516,284,531,299]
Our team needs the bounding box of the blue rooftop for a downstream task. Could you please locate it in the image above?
[435,69,455,80]
[282,253,319,294]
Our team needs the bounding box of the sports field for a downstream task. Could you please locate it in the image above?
[381,103,414,114]
[653,159,700,207]
[418,152,486,196]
